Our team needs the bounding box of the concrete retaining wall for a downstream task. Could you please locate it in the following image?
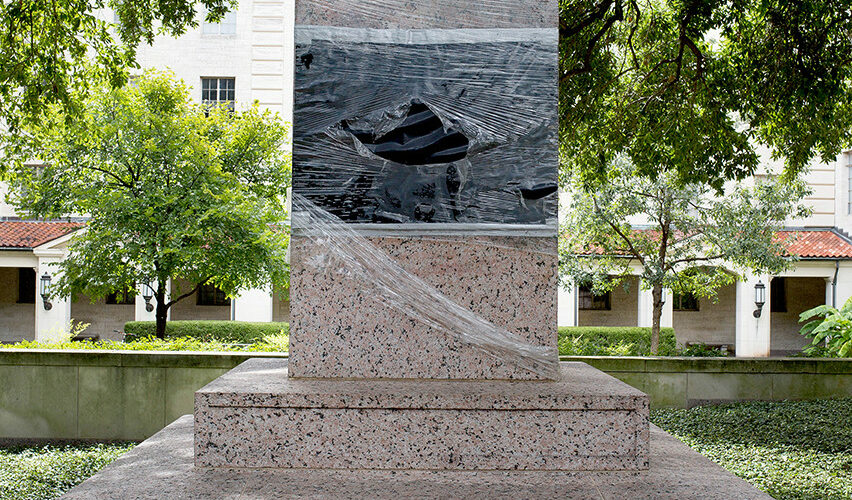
[0,350,285,441]
[1,350,850,441]
[568,356,852,409]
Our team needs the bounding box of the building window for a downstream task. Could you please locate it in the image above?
[17,268,35,304]
[106,286,135,305]
[202,8,236,35]
[578,285,611,310]
[770,277,787,313]
[198,284,230,306]
[201,77,235,111]
[672,292,699,311]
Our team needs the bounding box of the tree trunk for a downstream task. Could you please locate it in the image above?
[650,283,663,355]
[155,281,168,339]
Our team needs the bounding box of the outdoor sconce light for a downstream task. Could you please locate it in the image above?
[142,283,155,312]
[39,273,52,311]
[753,281,766,318]
[660,289,667,305]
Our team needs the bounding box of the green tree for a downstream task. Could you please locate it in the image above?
[0,0,234,140]
[560,0,852,189]
[560,159,810,353]
[9,71,291,338]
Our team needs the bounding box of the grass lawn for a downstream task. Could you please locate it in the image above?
[0,443,134,500]
[651,398,852,500]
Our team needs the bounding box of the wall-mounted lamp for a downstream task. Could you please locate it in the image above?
[39,273,52,311]
[660,289,668,305]
[142,283,155,312]
[753,281,766,318]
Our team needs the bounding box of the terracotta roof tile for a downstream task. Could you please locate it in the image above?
[0,221,83,249]
[779,230,852,259]
[567,228,852,260]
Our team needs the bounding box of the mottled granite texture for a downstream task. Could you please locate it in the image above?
[64,415,772,499]
[289,235,557,380]
[194,359,648,471]
[296,0,557,29]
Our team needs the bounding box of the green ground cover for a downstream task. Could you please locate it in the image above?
[651,398,852,500]
[0,443,134,500]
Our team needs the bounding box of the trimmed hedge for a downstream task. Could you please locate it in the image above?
[557,326,678,356]
[123,321,289,344]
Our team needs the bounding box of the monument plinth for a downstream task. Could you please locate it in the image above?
[63,3,774,495]
[195,0,649,472]
[195,359,649,470]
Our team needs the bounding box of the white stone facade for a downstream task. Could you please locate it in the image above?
[559,149,852,356]
[0,1,294,342]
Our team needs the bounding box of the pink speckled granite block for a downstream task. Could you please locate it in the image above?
[194,359,649,471]
[296,0,557,29]
[67,416,771,499]
[289,234,557,380]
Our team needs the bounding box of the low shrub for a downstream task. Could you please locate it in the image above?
[557,326,678,356]
[3,333,289,353]
[0,443,133,500]
[678,342,729,357]
[123,321,289,344]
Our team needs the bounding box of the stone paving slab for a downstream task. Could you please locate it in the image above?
[62,415,770,499]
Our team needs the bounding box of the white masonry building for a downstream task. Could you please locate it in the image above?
[0,0,295,343]
[559,154,852,357]
[1,1,851,358]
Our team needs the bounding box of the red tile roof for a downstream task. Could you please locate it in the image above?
[0,222,850,259]
[0,221,83,249]
[567,228,852,260]
[779,230,852,259]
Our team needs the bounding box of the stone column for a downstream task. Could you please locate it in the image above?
[661,288,674,328]
[735,274,771,357]
[637,284,673,329]
[637,285,652,327]
[825,277,835,307]
[836,268,852,309]
[557,283,577,327]
[32,252,71,343]
[134,280,170,323]
[231,286,273,322]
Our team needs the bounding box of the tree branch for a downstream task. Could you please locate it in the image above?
[166,275,213,307]
[593,197,645,265]
[562,0,623,82]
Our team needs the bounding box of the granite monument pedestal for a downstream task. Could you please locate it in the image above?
[194,359,649,471]
[63,1,771,497]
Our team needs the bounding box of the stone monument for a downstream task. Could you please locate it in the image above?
[60,0,768,500]
[62,2,771,497]
[193,0,649,471]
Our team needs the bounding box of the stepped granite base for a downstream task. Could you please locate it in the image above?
[194,359,649,471]
[63,415,770,499]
